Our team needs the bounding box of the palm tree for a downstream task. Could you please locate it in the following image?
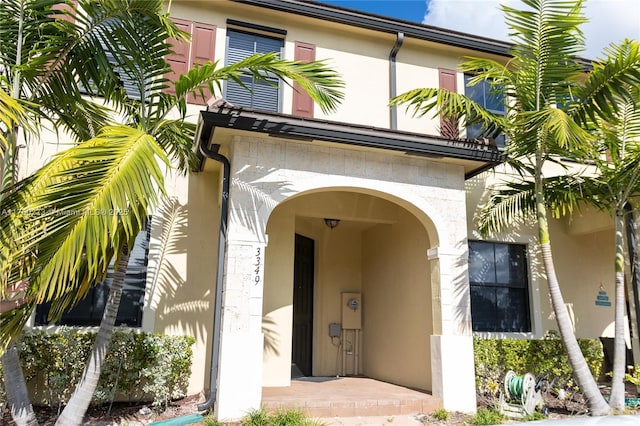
[0,2,186,424]
[391,0,640,415]
[477,71,640,411]
[0,1,342,425]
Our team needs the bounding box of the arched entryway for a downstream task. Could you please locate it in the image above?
[262,189,436,392]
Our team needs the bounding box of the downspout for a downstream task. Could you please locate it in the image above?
[625,202,640,366]
[196,125,230,413]
[388,31,404,130]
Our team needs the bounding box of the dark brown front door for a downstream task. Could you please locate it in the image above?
[292,234,314,377]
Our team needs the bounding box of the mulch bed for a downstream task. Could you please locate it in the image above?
[3,385,640,425]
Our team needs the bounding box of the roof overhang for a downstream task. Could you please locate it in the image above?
[195,107,504,179]
[232,0,512,57]
[230,0,594,67]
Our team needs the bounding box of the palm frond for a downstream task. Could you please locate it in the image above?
[476,173,604,236]
[573,40,640,126]
[174,53,344,114]
[390,87,507,138]
[0,125,168,312]
[476,181,536,237]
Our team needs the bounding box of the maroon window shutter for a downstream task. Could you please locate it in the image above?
[165,18,193,96]
[292,42,316,118]
[438,68,459,139]
[187,23,216,105]
[52,0,77,23]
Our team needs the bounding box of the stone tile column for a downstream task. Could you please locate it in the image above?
[428,246,477,413]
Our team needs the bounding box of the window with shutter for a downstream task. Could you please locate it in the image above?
[224,29,283,111]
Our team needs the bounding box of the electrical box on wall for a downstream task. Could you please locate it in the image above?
[341,292,361,329]
[329,323,342,337]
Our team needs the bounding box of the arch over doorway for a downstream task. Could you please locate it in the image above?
[262,187,440,392]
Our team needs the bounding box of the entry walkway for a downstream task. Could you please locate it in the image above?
[262,377,441,418]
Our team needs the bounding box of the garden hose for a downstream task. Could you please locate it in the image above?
[507,374,525,404]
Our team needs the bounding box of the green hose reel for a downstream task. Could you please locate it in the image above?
[499,371,544,417]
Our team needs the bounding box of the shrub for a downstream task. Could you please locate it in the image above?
[432,407,450,421]
[0,328,195,410]
[472,407,503,425]
[241,408,325,426]
[474,332,604,399]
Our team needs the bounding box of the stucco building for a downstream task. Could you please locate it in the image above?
[27,0,635,421]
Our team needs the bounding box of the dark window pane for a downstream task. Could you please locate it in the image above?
[496,288,530,332]
[469,241,530,332]
[469,241,496,284]
[470,286,497,332]
[35,221,151,328]
[464,74,506,148]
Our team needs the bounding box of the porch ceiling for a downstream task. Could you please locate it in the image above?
[195,106,504,179]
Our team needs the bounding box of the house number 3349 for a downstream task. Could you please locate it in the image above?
[254,247,261,285]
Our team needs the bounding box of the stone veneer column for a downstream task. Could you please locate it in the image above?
[428,247,477,413]
[214,238,266,420]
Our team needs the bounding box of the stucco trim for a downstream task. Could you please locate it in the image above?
[197,107,503,178]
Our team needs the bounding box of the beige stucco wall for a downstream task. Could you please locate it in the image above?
[362,208,432,391]
[465,163,620,342]
[168,1,488,134]
[144,169,221,395]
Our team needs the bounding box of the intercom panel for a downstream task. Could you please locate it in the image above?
[329,322,342,337]
[341,292,361,329]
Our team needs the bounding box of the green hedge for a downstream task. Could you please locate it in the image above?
[474,332,604,398]
[0,328,195,410]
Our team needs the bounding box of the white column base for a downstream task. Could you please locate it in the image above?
[431,334,477,413]
[215,331,264,421]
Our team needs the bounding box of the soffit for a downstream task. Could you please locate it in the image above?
[196,107,503,178]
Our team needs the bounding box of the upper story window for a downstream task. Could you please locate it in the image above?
[35,221,151,328]
[464,74,506,149]
[224,25,285,112]
[468,240,531,333]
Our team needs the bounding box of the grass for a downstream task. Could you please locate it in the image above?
[470,408,504,425]
[201,407,325,426]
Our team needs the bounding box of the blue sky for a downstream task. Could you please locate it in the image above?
[318,0,640,60]
[320,0,428,23]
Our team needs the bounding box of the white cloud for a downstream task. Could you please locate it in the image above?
[423,0,640,60]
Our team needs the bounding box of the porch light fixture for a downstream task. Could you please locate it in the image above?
[324,218,340,229]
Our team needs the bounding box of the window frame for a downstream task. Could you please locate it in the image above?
[468,240,532,333]
[463,74,507,149]
[223,25,285,112]
[34,220,152,328]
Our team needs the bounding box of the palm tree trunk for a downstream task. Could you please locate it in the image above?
[609,212,627,411]
[535,173,610,415]
[55,243,129,426]
[2,341,39,426]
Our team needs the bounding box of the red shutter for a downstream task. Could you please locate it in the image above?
[164,18,193,96]
[187,23,216,105]
[438,68,459,139]
[52,1,77,23]
[292,42,316,118]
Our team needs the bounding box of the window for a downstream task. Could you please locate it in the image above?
[468,241,530,332]
[35,221,151,327]
[224,29,284,111]
[464,74,506,148]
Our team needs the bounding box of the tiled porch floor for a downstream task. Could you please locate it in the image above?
[262,377,442,418]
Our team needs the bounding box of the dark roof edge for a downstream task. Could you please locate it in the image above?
[233,0,512,56]
[199,107,503,178]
